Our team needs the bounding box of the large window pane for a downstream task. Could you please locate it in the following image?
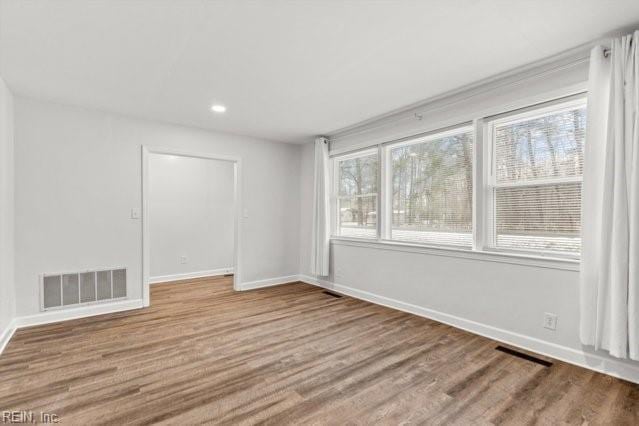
[390,128,473,246]
[491,99,586,255]
[336,152,378,238]
[495,183,581,253]
[495,104,586,184]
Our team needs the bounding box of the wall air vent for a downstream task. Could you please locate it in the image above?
[41,267,127,311]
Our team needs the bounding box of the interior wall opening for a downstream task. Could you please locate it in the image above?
[143,149,240,304]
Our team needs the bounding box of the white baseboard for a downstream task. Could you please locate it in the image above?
[149,267,233,284]
[298,274,639,385]
[239,275,300,291]
[0,299,144,355]
[0,318,17,355]
[13,299,145,329]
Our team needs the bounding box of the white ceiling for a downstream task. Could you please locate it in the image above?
[1,1,638,143]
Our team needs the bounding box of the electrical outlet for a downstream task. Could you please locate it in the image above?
[180,255,188,264]
[543,312,558,330]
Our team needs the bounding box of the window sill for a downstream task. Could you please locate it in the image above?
[330,237,580,271]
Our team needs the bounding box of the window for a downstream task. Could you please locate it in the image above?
[388,127,473,246]
[334,149,378,239]
[487,99,586,255]
[330,94,586,259]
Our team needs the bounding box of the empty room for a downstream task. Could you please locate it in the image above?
[1,0,639,424]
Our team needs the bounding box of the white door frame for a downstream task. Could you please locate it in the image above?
[141,145,242,307]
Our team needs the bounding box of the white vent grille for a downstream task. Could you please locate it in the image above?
[41,268,127,311]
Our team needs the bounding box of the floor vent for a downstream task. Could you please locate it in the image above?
[323,291,343,298]
[495,346,553,367]
[41,268,127,311]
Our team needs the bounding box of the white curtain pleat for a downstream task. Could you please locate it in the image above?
[310,137,330,277]
[580,31,639,360]
[628,34,639,360]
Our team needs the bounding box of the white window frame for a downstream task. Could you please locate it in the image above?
[381,125,475,248]
[328,92,586,270]
[331,147,380,240]
[483,96,586,259]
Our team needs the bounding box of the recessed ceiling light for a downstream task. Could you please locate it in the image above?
[211,104,226,113]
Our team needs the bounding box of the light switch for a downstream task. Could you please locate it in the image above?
[130,208,140,219]
[243,208,249,218]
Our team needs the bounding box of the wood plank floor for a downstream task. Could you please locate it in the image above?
[1,276,638,425]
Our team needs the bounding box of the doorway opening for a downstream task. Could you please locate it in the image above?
[142,147,242,306]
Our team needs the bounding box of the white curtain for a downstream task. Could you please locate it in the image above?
[581,31,639,360]
[310,137,330,277]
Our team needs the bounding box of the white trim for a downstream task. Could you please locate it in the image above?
[149,268,233,284]
[0,319,17,355]
[239,275,299,291]
[385,124,474,150]
[142,146,243,307]
[330,147,378,161]
[492,176,583,189]
[298,275,639,385]
[484,118,497,248]
[380,144,391,240]
[142,147,150,305]
[337,193,377,199]
[488,95,587,126]
[13,299,144,329]
[330,237,579,271]
[472,118,485,250]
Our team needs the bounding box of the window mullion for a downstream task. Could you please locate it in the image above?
[472,118,484,251]
[484,121,496,249]
[379,145,391,240]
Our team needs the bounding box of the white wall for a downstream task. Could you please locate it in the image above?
[299,54,639,382]
[149,154,234,279]
[14,97,301,316]
[0,77,15,337]
[329,241,580,348]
